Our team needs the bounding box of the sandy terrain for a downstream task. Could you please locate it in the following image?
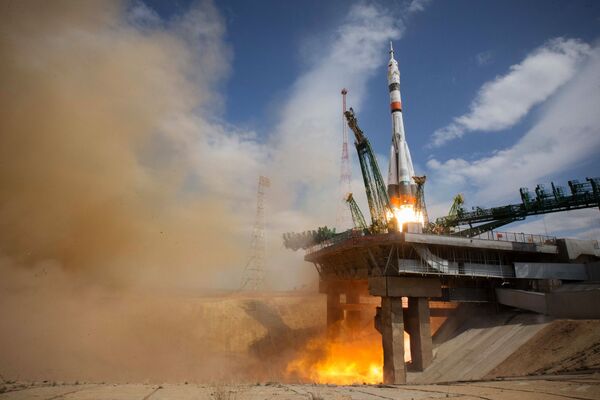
[487,319,600,378]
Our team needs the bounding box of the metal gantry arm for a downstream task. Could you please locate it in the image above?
[434,177,600,236]
[344,108,391,232]
[413,175,429,224]
[345,193,368,231]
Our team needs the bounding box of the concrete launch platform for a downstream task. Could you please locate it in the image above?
[2,374,599,400]
[307,231,600,384]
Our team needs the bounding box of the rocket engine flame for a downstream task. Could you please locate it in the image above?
[286,333,383,384]
[285,321,411,385]
[387,205,424,232]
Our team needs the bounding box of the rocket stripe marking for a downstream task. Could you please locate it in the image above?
[390,101,402,112]
[388,83,400,92]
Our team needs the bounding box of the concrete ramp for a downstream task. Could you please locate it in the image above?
[408,310,551,383]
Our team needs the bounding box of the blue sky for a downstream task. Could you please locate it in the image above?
[208,0,600,156]
[227,0,598,153]
[150,0,600,240]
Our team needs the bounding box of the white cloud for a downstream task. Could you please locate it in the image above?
[431,38,591,147]
[264,3,404,288]
[426,43,600,235]
[267,3,402,219]
[407,0,432,14]
[476,50,493,66]
[510,209,600,240]
[127,0,161,28]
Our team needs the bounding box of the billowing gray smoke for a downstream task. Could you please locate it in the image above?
[0,0,252,289]
[0,0,403,383]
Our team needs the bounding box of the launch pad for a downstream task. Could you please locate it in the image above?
[283,42,600,385]
[306,229,600,384]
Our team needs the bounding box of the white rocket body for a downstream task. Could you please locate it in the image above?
[387,43,416,207]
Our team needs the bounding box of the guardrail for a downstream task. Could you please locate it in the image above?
[304,229,364,254]
[304,228,557,255]
[397,258,516,279]
[473,230,556,245]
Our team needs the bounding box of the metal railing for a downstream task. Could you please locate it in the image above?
[397,258,516,279]
[409,242,516,278]
[407,242,516,278]
[304,228,557,255]
[473,230,556,245]
[304,229,363,254]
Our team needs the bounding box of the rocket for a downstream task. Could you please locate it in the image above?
[386,42,416,207]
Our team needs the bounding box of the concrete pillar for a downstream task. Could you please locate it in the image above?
[327,290,343,336]
[406,297,433,371]
[381,296,406,384]
[346,290,361,329]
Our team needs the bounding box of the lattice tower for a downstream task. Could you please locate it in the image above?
[241,176,270,291]
[336,88,353,231]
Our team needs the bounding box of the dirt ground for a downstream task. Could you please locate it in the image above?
[1,373,599,399]
[486,319,600,378]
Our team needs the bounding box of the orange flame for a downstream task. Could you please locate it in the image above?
[387,204,424,232]
[286,323,412,385]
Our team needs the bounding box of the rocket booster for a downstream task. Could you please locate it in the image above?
[387,42,416,207]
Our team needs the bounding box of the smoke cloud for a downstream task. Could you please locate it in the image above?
[0,0,405,383]
[0,0,260,290]
[0,0,266,382]
[0,0,405,289]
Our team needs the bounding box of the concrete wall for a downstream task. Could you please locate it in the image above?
[514,262,588,280]
[495,289,547,314]
[496,287,600,319]
[557,238,600,261]
[547,289,600,319]
[586,261,600,281]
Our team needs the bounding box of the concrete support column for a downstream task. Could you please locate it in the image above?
[381,296,406,384]
[369,277,440,382]
[406,297,433,371]
[326,290,343,336]
[346,290,361,329]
